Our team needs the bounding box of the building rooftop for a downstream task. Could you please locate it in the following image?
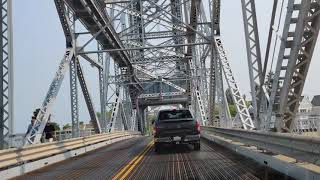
[311,95,320,106]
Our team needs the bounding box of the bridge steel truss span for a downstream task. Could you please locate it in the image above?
[24,0,144,145]
[267,0,320,132]
[1,0,319,148]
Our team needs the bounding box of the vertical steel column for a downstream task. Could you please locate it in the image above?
[208,0,220,126]
[208,48,216,126]
[211,0,220,36]
[130,0,145,132]
[131,109,137,131]
[241,0,263,127]
[103,53,111,132]
[69,57,79,137]
[98,44,106,132]
[67,10,80,138]
[139,106,146,134]
[103,6,114,133]
[171,0,185,77]
[215,53,231,128]
[0,0,13,149]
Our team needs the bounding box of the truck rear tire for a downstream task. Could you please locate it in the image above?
[155,143,161,152]
[194,142,200,151]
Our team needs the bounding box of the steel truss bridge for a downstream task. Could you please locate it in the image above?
[0,0,319,179]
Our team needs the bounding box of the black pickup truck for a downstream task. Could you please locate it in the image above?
[153,109,201,152]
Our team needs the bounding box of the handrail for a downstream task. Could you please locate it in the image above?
[202,126,320,166]
[0,131,139,169]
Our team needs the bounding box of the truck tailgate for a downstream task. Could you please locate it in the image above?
[156,120,198,137]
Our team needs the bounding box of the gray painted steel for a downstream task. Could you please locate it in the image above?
[202,126,320,166]
[0,0,13,149]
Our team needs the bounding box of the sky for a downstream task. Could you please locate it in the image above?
[12,1,320,133]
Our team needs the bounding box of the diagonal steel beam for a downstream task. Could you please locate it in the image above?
[76,61,102,134]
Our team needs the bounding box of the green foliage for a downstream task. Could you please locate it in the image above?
[51,122,60,131]
[146,114,156,135]
[265,71,274,95]
[96,111,112,120]
[107,111,112,119]
[147,115,156,122]
[63,123,71,130]
[225,88,234,105]
[245,101,251,107]
[213,104,237,118]
[79,121,84,125]
[212,106,220,117]
[228,104,237,117]
[96,112,101,119]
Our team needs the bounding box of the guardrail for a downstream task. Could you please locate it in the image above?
[201,126,320,166]
[0,131,140,170]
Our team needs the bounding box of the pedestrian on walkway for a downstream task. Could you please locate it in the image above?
[25,116,36,137]
[43,115,56,142]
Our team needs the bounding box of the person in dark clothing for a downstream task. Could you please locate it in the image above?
[44,122,55,141]
[43,115,56,142]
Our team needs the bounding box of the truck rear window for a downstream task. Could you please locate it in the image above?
[158,110,193,121]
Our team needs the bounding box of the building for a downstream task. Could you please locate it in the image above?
[298,96,312,113]
[294,95,320,132]
[311,95,320,114]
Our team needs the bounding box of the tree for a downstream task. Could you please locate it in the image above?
[209,106,220,119]
[212,104,237,118]
[228,104,237,117]
[96,111,113,120]
[225,88,234,105]
[51,122,60,131]
[265,71,274,96]
[147,114,156,122]
[214,106,219,117]
[63,123,71,130]
[107,111,112,119]
[147,114,156,134]
[96,112,101,119]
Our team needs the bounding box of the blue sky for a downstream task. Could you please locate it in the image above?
[12,1,320,133]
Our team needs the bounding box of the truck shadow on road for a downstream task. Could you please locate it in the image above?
[153,144,195,155]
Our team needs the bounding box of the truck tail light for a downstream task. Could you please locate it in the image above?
[196,120,200,132]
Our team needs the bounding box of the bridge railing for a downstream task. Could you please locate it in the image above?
[202,126,320,166]
[0,131,140,171]
[7,129,105,148]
